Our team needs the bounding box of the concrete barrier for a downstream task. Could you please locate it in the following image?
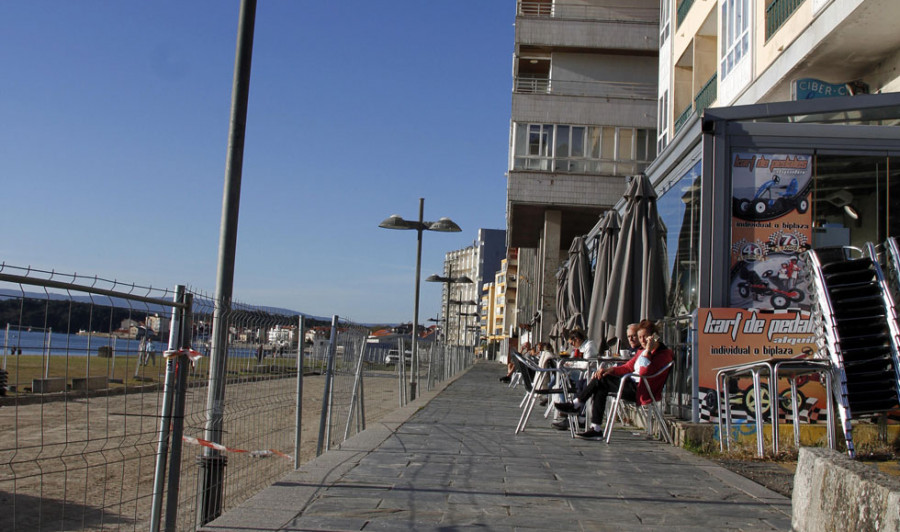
[71,376,108,391]
[793,447,900,532]
[32,378,68,393]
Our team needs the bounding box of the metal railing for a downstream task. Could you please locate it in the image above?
[676,0,695,28]
[0,263,474,531]
[518,1,658,23]
[673,103,694,134]
[514,77,657,100]
[694,73,717,117]
[660,314,695,421]
[766,0,806,40]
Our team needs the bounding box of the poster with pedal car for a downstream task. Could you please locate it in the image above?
[695,308,828,424]
[730,152,813,310]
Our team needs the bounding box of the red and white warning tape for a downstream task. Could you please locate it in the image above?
[163,347,204,364]
[182,435,292,460]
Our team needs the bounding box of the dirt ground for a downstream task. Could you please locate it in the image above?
[0,369,402,531]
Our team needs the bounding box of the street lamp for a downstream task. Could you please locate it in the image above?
[458,312,479,347]
[426,267,472,347]
[379,198,461,401]
[448,299,477,346]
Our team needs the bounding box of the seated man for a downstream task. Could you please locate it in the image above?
[500,342,531,383]
[550,323,640,431]
[554,320,673,440]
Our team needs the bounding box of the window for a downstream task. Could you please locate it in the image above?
[514,123,657,175]
[658,91,669,153]
[659,0,671,46]
[720,0,749,78]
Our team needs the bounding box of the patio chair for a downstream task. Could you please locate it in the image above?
[511,352,577,437]
[602,360,674,444]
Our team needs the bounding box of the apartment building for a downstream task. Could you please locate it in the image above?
[647,0,900,317]
[506,0,660,341]
[438,229,506,346]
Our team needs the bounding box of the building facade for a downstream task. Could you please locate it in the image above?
[506,0,660,341]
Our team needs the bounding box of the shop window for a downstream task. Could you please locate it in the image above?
[658,160,701,315]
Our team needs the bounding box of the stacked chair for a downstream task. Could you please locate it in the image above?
[804,243,900,457]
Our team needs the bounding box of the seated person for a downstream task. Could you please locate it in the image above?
[500,342,531,383]
[554,320,673,440]
[567,329,597,359]
[550,323,640,430]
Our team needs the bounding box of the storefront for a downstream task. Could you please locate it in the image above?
[649,93,900,423]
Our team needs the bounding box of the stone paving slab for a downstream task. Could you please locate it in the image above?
[202,361,791,531]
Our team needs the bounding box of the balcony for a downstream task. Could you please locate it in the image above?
[673,103,693,134]
[693,73,717,117]
[514,78,657,99]
[766,0,805,40]
[518,1,658,23]
[676,0,695,28]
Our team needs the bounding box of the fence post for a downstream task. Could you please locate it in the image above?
[316,315,338,456]
[294,315,305,469]
[150,285,186,532]
[163,291,192,531]
[344,337,367,441]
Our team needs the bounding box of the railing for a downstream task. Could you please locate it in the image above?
[514,78,657,100]
[518,1,658,23]
[0,263,474,531]
[693,73,717,117]
[676,0,695,28]
[766,0,806,40]
[674,103,694,134]
[660,314,695,421]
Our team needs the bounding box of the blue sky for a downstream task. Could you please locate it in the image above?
[0,1,513,324]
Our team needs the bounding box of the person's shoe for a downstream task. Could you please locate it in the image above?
[551,418,570,430]
[575,428,605,440]
[539,397,548,407]
[499,375,511,383]
[554,401,578,414]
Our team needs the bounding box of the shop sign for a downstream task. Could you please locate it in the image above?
[792,78,850,100]
[695,308,827,424]
[730,152,813,310]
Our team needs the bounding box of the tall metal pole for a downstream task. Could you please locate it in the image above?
[293,315,306,470]
[197,0,256,526]
[410,198,424,401]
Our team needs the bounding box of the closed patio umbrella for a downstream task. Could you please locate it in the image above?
[587,211,621,349]
[549,265,568,347]
[599,175,668,344]
[564,236,592,333]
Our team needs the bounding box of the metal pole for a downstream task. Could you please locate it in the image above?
[150,286,185,532]
[410,198,424,401]
[294,315,305,469]
[164,291,192,532]
[316,315,338,456]
[197,0,257,526]
[344,338,367,441]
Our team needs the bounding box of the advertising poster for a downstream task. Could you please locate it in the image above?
[696,308,828,424]
[730,153,813,310]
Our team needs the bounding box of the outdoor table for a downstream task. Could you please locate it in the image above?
[715,357,834,457]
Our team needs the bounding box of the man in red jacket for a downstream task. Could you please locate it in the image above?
[554,319,673,440]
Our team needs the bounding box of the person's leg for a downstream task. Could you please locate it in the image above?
[588,375,621,427]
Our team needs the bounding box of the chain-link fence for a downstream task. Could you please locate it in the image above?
[0,263,473,531]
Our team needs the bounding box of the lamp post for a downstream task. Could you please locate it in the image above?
[379,198,460,401]
[458,312,479,347]
[448,299,477,346]
[426,269,472,347]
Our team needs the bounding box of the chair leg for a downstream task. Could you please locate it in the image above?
[515,390,536,434]
[604,388,626,443]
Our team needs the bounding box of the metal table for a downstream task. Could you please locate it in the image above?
[715,358,834,457]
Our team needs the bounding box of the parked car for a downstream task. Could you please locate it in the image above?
[385,349,412,365]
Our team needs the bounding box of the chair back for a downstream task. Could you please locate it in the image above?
[642,360,674,402]
[511,352,536,393]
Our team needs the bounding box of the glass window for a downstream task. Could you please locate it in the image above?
[721,0,749,78]
[618,129,633,161]
[601,127,616,160]
[657,160,701,314]
[571,127,585,157]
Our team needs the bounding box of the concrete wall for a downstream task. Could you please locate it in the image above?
[793,447,900,532]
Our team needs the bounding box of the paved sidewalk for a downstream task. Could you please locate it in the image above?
[203,361,791,531]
